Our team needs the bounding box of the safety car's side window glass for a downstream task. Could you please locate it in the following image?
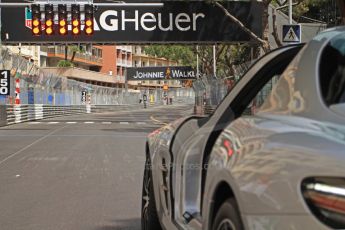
[245,75,281,115]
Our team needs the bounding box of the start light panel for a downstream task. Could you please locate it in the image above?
[29,4,95,37]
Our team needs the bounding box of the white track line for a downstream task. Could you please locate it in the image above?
[0,125,68,166]
[84,122,95,124]
[28,122,41,124]
[136,122,146,125]
[66,122,77,124]
[119,122,129,125]
[48,122,59,124]
[102,122,112,124]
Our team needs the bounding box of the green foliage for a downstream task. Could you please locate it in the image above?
[143,45,196,67]
[70,45,86,53]
[144,0,337,78]
[57,60,74,68]
[272,0,337,23]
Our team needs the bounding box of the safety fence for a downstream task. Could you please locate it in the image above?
[0,47,141,106]
[0,46,195,126]
[0,46,194,107]
[193,76,234,115]
[193,62,252,115]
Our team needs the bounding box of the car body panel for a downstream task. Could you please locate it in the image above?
[204,115,345,229]
[243,214,329,230]
[202,27,345,229]
[147,115,207,230]
[145,27,345,230]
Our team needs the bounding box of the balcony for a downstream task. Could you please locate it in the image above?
[117,46,132,53]
[46,46,103,66]
[42,67,125,84]
[117,59,132,67]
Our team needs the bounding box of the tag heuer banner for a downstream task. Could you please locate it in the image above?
[127,66,196,81]
[1,0,263,44]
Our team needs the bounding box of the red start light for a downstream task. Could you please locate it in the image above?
[72,20,79,27]
[85,27,93,35]
[59,20,66,27]
[45,19,53,27]
[59,27,67,35]
[46,27,53,35]
[85,20,93,27]
[33,27,40,35]
[72,28,80,35]
[31,4,42,36]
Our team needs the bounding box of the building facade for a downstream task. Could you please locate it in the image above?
[6,46,44,67]
[5,45,180,90]
[131,46,182,89]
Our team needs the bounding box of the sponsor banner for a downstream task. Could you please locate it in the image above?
[127,66,196,81]
[1,0,263,44]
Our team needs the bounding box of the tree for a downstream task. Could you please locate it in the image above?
[209,0,272,52]
[144,1,337,78]
[62,45,85,65]
[57,60,74,68]
[338,0,345,24]
[70,45,85,63]
[143,45,196,66]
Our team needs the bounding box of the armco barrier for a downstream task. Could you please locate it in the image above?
[4,103,161,126]
[6,105,87,125]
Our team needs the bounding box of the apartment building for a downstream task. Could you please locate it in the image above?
[40,45,126,87]
[6,46,46,67]
[41,45,103,71]
[131,46,182,89]
[6,44,180,89]
[99,45,132,84]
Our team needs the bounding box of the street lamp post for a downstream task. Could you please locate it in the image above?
[289,0,293,24]
[213,45,216,77]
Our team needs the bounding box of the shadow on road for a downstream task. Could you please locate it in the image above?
[95,218,141,230]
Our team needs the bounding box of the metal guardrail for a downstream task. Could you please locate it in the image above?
[4,104,161,126]
[6,104,87,125]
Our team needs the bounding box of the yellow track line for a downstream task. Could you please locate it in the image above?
[150,115,168,125]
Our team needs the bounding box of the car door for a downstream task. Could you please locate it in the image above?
[170,44,304,229]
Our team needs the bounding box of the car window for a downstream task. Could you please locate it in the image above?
[320,33,345,106]
[210,45,303,135]
[244,75,280,115]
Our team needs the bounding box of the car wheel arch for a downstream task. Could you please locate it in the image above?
[209,181,234,227]
[208,180,245,230]
[203,168,245,229]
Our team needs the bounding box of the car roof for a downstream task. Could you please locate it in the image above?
[258,27,345,124]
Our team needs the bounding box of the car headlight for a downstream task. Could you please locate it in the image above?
[302,177,345,229]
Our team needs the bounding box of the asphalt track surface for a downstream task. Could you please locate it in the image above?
[0,104,192,230]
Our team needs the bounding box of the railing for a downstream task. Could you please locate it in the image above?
[117,46,132,53]
[47,47,103,64]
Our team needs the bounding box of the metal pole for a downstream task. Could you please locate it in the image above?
[0,0,2,48]
[196,45,199,77]
[213,45,216,77]
[289,0,293,24]
[125,68,128,95]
